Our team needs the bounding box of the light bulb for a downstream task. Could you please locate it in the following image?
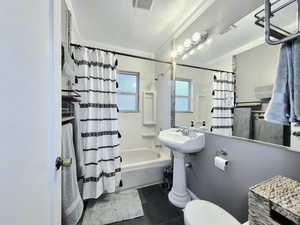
[192,32,201,43]
[184,39,191,48]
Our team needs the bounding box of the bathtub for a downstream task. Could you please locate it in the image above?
[120,146,171,190]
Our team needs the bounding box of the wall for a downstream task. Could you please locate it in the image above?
[61,0,82,90]
[236,43,280,102]
[118,55,158,150]
[61,0,81,45]
[0,1,60,225]
[63,0,81,43]
[187,134,300,223]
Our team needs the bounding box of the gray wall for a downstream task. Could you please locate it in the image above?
[187,133,300,223]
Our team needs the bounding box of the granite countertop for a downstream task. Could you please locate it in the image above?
[250,176,300,223]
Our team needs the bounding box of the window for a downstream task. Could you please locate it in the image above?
[117,71,139,112]
[175,79,192,112]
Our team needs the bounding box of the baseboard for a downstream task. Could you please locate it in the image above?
[187,188,200,200]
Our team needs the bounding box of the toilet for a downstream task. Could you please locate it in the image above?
[184,200,241,225]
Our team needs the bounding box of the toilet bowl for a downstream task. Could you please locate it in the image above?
[184,200,241,225]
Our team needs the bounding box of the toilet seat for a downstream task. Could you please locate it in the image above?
[184,200,241,225]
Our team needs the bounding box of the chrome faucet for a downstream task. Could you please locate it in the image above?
[176,127,190,136]
[176,125,207,136]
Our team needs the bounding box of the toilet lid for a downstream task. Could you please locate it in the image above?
[184,200,241,225]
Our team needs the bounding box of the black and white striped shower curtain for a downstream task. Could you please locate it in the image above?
[72,46,121,200]
[211,72,235,136]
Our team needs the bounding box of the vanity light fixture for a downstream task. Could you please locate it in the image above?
[192,32,201,43]
[184,39,192,49]
[170,31,208,59]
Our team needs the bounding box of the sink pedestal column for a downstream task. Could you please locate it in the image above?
[168,150,191,208]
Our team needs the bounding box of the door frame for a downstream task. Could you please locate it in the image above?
[48,0,62,224]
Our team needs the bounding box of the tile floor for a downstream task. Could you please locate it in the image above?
[108,185,184,225]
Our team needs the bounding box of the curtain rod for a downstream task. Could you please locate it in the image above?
[70,43,235,74]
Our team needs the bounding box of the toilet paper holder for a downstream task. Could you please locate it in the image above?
[214,149,230,171]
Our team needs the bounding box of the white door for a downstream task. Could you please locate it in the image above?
[0,1,62,225]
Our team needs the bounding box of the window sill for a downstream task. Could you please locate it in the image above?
[176,111,194,113]
[119,110,140,113]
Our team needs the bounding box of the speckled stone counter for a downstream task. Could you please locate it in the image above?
[249,176,300,225]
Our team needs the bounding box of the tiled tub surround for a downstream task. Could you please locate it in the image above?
[249,176,300,225]
[186,133,300,223]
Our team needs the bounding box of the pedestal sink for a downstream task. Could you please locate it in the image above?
[158,128,205,208]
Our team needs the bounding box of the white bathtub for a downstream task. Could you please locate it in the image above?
[120,147,171,190]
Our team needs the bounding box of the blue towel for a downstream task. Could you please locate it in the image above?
[293,38,300,120]
[265,38,300,124]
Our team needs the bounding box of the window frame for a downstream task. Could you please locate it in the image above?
[117,70,140,113]
[175,78,193,113]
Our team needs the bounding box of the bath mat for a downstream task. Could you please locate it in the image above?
[81,189,144,225]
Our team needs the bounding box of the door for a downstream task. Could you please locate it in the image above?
[0,1,62,225]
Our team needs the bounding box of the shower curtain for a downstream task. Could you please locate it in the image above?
[211,72,235,136]
[72,46,121,200]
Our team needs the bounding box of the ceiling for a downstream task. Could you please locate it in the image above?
[175,0,298,66]
[70,0,208,53]
[70,0,298,65]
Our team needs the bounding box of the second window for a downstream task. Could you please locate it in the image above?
[175,79,192,112]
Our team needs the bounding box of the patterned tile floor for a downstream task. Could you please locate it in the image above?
[108,185,184,225]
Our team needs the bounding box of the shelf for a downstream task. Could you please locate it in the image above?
[62,116,75,124]
[141,133,157,138]
[254,0,300,45]
[143,122,157,126]
[62,95,81,102]
[143,91,157,126]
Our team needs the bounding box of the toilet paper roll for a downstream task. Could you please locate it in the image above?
[214,156,229,171]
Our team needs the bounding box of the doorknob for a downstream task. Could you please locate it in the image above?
[56,156,72,170]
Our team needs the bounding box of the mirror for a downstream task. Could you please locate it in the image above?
[234,44,290,147]
[171,2,297,148]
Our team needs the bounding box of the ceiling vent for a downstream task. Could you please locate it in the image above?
[133,0,154,10]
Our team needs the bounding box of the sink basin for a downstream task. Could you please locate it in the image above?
[158,128,205,153]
